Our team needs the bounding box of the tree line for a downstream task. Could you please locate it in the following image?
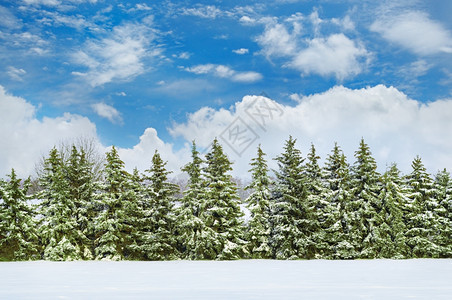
[0,137,450,261]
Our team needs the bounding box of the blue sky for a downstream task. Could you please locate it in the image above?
[1,0,452,177]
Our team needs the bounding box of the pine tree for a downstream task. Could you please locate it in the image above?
[134,150,179,260]
[94,146,136,260]
[322,144,354,259]
[0,169,40,260]
[202,138,246,260]
[403,156,440,258]
[433,169,452,258]
[375,164,409,258]
[245,145,272,259]
[269,136,310,259]
[38,148,83,261]
[175,141,214,260]
[349,138,381,259]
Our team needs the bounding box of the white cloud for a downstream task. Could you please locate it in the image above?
[0,85,99,177]
[170,85,452,177]
[91,102,123,124]
[185,64,262,83]
[370,10,452,55]
[181,5,222,19]
[256,19,369,80]
[72,21,158,87]
[7,66,26,81]
[232,48,249,55]
[0,5,22,29]
[117,128,189,175]
[290,34,369,80]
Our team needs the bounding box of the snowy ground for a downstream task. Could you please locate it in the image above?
[1,259,451,299]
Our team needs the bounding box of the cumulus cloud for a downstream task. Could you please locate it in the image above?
[185,64,262,83]
[0,85,99,177]
[91,102,123,124]
[290,34,369,80]
[72,20,159,87]
[170,85,452,177]
[117,128,189,175]
[256,17,369,80]
[370,10,452,55]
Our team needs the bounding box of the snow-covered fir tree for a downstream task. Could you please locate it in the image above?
[133,150,179,260]
[0,169,40,261]
[403,156,440,258]
[349,138,382,259]
[375,164,409,258]
[303,144,327,258]
[245,145,272,259]
[176,141,215,260]
[321,143,354,259]
[202,138,246,260]
[94,146,137,260]
[433,169,452,257]
[269,136,311,259]
[38,148,83,261]
[66,146,97,259]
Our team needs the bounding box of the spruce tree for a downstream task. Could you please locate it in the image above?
[245,145,272,259]
[135,150,179,260]
[349,138,381,259]
[94,146,136,260]
[269,136,310,259]
[375,164,409,258]
[176,141,214,260]
[0,169,40,260]
[322,143,353,259]
[202,138,246,260]
[403,156,440,258]
[38,148,83,261]
[433,169,452,258]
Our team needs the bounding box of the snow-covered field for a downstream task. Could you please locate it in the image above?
[1,259,451,299]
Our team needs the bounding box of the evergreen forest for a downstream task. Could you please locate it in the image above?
[0,137,451,261]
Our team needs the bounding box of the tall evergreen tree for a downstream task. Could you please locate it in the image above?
[375,164,409,258]
[304,143,327,258]
[94,146,136,260]
[321,143,353,259]
[66,146,96,259]
[38,148,83,261]
[245,145,272,259]
[176,141,214,260]
[0,169,40,260]
[349,138,381,258]
[202,138,246,260]
[269,136,311,259]
[134,151,179,260]
[433,169,452,257]
[403,156,440,258]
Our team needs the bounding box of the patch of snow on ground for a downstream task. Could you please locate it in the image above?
[1,259,451,299]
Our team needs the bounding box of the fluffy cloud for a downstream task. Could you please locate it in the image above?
[117,128,189,176]
[370,10,452,55]
[72,20,159,87]
[290,34,368,80]
[185,64,262,83]
[170,85,452,177]
[0,86,99,177]
[232,48,249,55]
[256,17,369,80]
[91,102,123,124]
[181,5,222,19]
